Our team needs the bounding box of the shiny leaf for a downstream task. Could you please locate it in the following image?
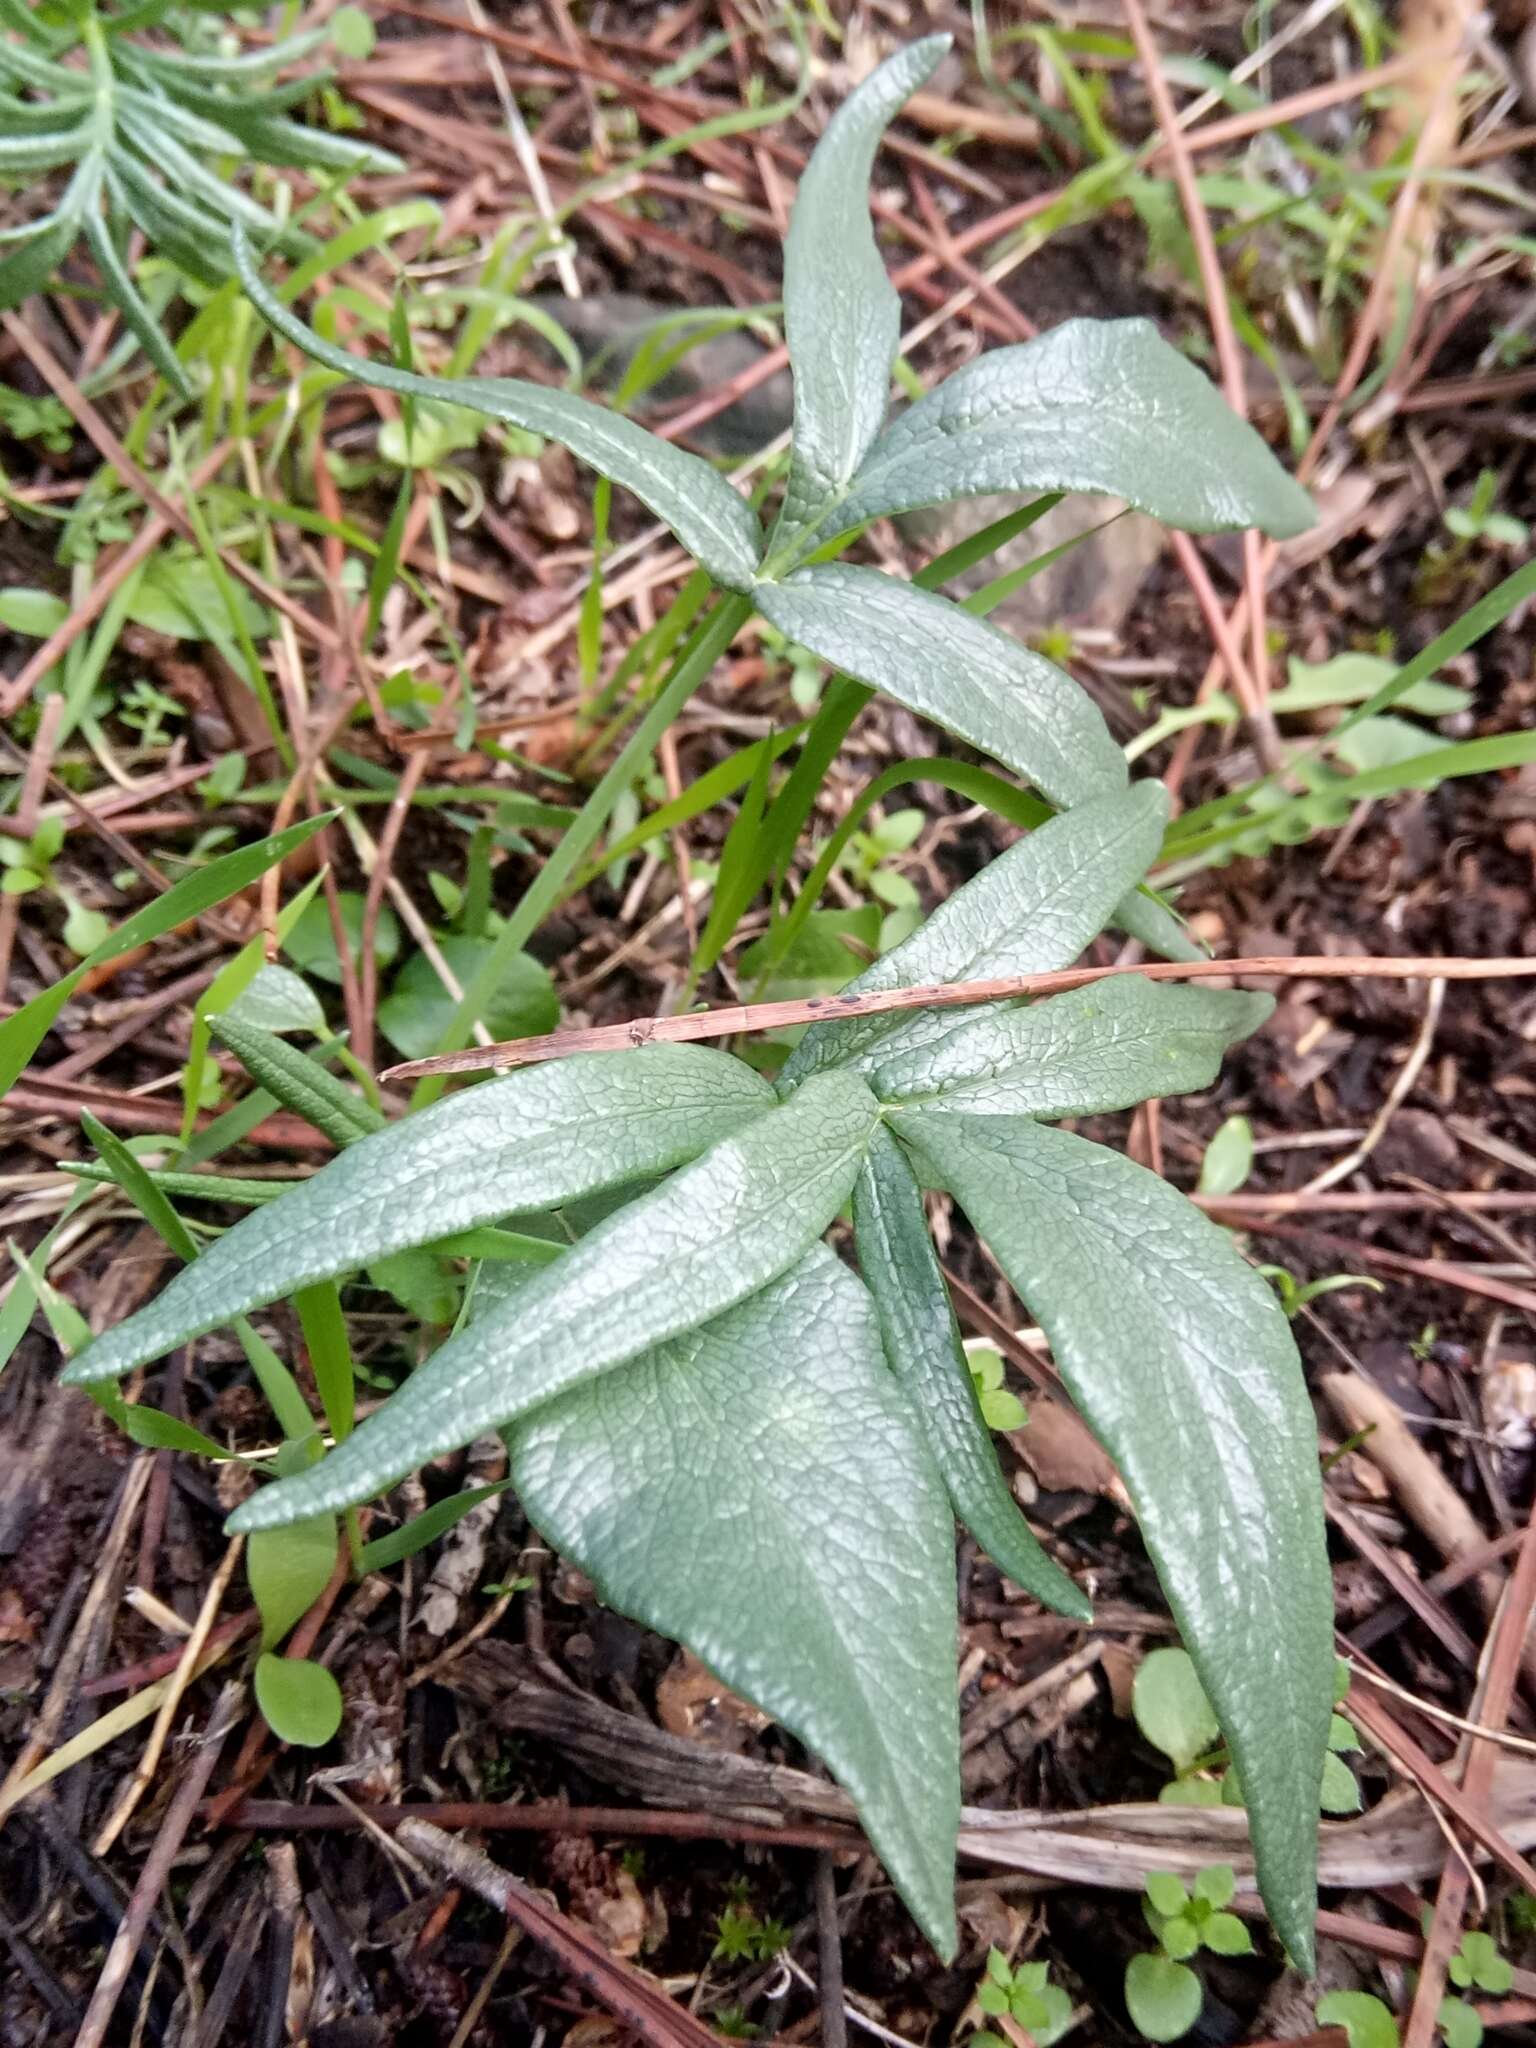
[783,784,1166,1085]
[63,1047,775,1385]
[873,975,1272,1115]
[755,564,1126,807]
[224,1071,880,1530]
[891,1109,1332,1968]
[778,36,950,541]
[509,1246,960,1954]
[852,1126,1086,1617]
[818,317,1314,545]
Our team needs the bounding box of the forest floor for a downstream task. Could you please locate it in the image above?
[2,2,1536,2044]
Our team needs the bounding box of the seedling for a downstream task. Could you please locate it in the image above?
[966,1344,1027,1434]
[1134,1649,1361,1815]
[1125,1865,1251,2042]
[1258,1265,1385,1321]
[712,1905,791,1964]
[63,39,1335,1966]
[0,814,109,956]
[972,1946,1072,2048]
[1443,471,1529,552]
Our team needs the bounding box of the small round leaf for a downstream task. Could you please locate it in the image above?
[254,1652,343,1747]
[1133,1648,1220,1775]
[1124,1954,1202,2043]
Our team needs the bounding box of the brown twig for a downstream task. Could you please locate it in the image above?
[380,953,1536,1079]
[213,1798,858,1851]
[396,1817,735,2048]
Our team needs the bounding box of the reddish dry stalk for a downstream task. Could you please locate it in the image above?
[380,953,1536,1080]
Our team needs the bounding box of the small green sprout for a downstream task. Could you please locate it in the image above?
[0,814,109,956]
[1444,471,1529,551]
[972,1947,1072,2048]
[1126,1865,1251,2042]
[1134,1649,1361,1813]
[712,1905,790,1965]
[966,1343,1027,1433]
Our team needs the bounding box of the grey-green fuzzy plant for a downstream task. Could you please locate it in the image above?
[63,37,1334,1969]
[0,0,399,395]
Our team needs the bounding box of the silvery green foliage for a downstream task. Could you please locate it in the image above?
[69,37,1331,1970]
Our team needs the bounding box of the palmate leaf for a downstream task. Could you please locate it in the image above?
[223,1070,880,1530]
[232,226,764,594]
[776,35,950,544]
[755,564,1126,809]
[890,1109,1333,1968]
[873,975,1273,1113]
[504,1245,961,1956]
[853,1125,1087,1619]
[782,783,1166,1083]
[63,1046,775,1384]
[814,317,1315,547]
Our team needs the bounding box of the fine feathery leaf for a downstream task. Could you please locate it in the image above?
[232,224,765,593]
[872,975,1273,1113]
[776,34,950,544]
[507,1245,961,1956]
[224,1070,882,1531]
[782,783,1166,1084]
[815,317,1315,546]
[853,1124,1088,1619]
[889,1109,1333,1968]
[62,1046,776,1385]
[755,563,1127,808]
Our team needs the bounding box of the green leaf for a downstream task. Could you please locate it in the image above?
[817,317,1315,546]
[281,890,399,986]
[0,814,331,1100]
[117,1407,232,1458]
[223,1070,879,1531]
[0,209,82,315]
[508,1244,960,1957]
[1319,1751,1361,1815]
[784,783,1166,1085]
[1145,1872,1189,1918]
[852,1125,1088,1617]
[1159,1914,1200,1963]
[210,1018,384,1147]
[253,1652,342,1748]
[233,225,764,593]
[57,895,107,957]
[129,551,271,641]
[0,587,69,635]
[874,976,1272,1115]
[1328,1712,1361,1753]
[1461,1933,1512,1995]
[247,1515,338,1649]
[63,1045,775,1386]
[891,1110,1333,1969]
[1192,1863,1235,1909]
[222,962,326,1036]
[777,35,950,542]
[1274,653,1468,719]
[755,565,1126,808]
[357,1480,512,1574]
[977,1982,1009,2017]
[1315,1991,1401,2048]
[1202,1913,1253,1957]
[1124,1953,1203,2043]
[1199,1114,1254,1198]
[1438,1998,1483,2048]
[329,4,375,58]
[378,936,558,1063]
